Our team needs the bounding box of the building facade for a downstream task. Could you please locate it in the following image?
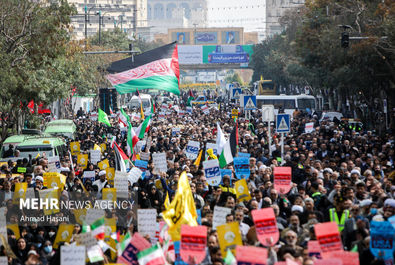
[147,0,207,35]
[265,0,304,39]
[69,0,148,40]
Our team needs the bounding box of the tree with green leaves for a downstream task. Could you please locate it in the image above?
[0,0,97,141]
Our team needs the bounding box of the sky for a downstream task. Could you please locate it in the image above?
[206,0,266,33]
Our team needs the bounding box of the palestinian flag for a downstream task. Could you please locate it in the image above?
[135,115,151,139]
[219,122,238,168]
[187,90,194,106]
[106,42,180,95]
[137,244,166,265]
[127,124,139,156]
[91,217,105,240]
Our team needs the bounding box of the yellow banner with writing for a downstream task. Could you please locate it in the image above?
[70,142,80,155]
[98,159,110,170]
[7,224,20,239]
[77,154,88,169]
[217,221,242,257]
[102,188,117,202]
[106,167,115,181]
[235,179,251,202]
[100,143,107,153]
[13,183,27,205]
[39,189,60,215]
[53,224,74,249]
[73,208,87,225]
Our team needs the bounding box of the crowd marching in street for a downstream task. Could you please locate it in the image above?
[0,91,394,265]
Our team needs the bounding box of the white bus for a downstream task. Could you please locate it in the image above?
[256,94,317,117]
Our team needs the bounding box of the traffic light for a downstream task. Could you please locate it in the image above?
[341,32,349,48]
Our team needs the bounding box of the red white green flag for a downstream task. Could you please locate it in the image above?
[135,115,151,139]
[137,243,166,265]
[91,217,105,240]
[106,43,180,96]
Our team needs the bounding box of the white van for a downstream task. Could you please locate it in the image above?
[127,94,152,115]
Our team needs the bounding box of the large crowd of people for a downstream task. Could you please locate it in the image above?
[0,91,394,265]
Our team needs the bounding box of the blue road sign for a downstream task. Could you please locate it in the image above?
[276,114,290,133]
[232,88,242,99]
[243,95,256,110]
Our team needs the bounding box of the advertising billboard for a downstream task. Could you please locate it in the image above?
[178,45,203,64]
[194,32,218,44]
[203,45,253,64]
[178,45,254,65]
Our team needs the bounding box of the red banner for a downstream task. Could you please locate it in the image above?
[180,225,207,264]
[251,208,279,247]
[273,167,292,194]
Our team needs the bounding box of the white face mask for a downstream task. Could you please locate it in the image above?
[48,232,55,237]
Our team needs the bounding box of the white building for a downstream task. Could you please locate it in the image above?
[69,0,148,40]
[147,0,207,35]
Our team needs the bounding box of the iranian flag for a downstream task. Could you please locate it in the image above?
[106,42,180,96]
[119,108,129,127]
[91,217,105,240]
[127,124,139,156]
[219,122,238,168]
[137,244,166,265]
[135,115,151,139]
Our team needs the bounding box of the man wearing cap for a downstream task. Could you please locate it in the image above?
[93,170,108,198]
[327,193,350,233]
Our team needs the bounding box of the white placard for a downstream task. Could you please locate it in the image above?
[135,140,146,153]
[172,127,181,136]
[0,257,7,265]
[140,152,150,161]
[47,156,61,173]
[114,172,129,198]
[74,231,97,248]
[203,159,221,186]
[212,206,232,230]
[305,122,315,133]
[61,245,86,265]
[85,208,105,226]
[90,150,101,165]
[0,208,7,244]
[185,141,200,160]
[205,143,218,156]
[87,244,104,263]
[83,171,96,179]
[152,152,167,173]
[128,167,142,185]
[202,105,210,114]
[137,209,157,244]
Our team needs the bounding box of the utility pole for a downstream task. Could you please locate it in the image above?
[98,10,102,45]
[193,23,198,44]
[84,5,88,49]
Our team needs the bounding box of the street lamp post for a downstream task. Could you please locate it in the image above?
[98,10,102,45]
[84,5,96,50]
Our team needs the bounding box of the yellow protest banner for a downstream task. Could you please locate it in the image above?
[100,143,107,153]
[94,144,101,151]
[77,154,88,169]
[104,218,116,236]
[53,224,74,249]
[155,179,163,190]
[70,142,80,155]
[217,221,242,257]
[102,188,116,202]
[43,173,63,190]
[106,167,115,181]
[13,183,27,204]
[162,172,198,241]
[235,179,251,202]
[98,159,109,170]
[7,224,20,239]
[39,189,60,215]
[73,209,87,225]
